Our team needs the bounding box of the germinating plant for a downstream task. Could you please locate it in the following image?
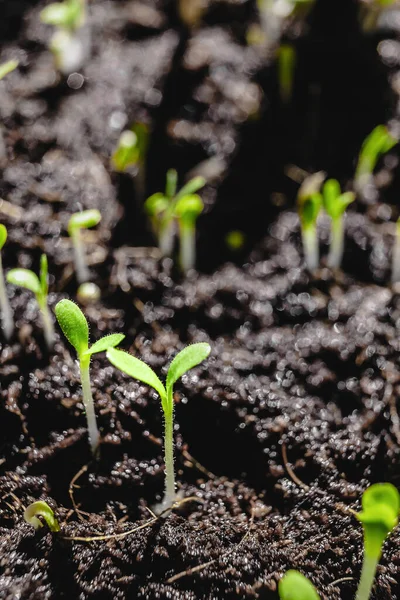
[68,209,101,284]
[355,482,400,600]
[0,225,14,340]
[322,178,355,269]
[0,60,18,80]
[111,123,149,203]
[175,194,204,273]
[7,255,55,349]
[55,299,124,454]
[355,124,397,191]
[279,570,320,600]
[24,501,60,532]
[297,172,325,272]
[107,342,211,511]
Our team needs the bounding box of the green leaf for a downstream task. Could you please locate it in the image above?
[55,299,89,357]
[106,348,166,401]
[40,0,84,31]
[144,193,169,218]
[357,483,400,559]
[111,130,139,172]
[7,269,41,296]
[24,500,60,533]
[166,342,211,390]
[0,60,18,81]
[299,193,322,229]
[323,180,355,220]
[84,333,125,357]
[40,254,49,299]
[278,570,320,600]
[175,176,206,202]
[68,209,101,235]
[0,224,7,250]
[175,194,204,225]
[297,171,325,204]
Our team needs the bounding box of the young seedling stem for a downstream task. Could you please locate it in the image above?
[322,179,355,269]
[111,123,149,203]
[0,225,14,340]
[55,299,124,454]
[107,342,211,511]
[24,501,60,532]
[0,60,19,80]
[68,209,101,284]
[297,172,325,272]
[175,194,204,273]
[279,570,320,600]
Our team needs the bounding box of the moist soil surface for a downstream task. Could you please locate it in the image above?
[2,1,400,599]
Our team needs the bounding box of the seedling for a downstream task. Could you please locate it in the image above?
[279,570,320,600]
[355,125,397,191]
[68,209,101,284]
[111,123,149,203]
[355,483,400,600]
[0,60,18,80]
[145,170,205,263]
[392,218,400,284]
[24,501,60,532]
[322,179,355,269]
[297,172,325,272]
[55,299,124,454]
[0,225,14,340]
[7,255,54,349]
[175,194,204,273]
[40,0,85,32]
[277,44,296,104]
[107,342,211,511]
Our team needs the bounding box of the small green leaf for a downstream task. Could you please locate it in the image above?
[278,570,320,600]
[297,171,325,204]
[175,194,204,225]
[166,342,211,390]
[144,193,169,218]
[7,269,41,296]
[40,0,84,31]
[175,176,206,202]
[24,501,60,532]
[299,193,322,229]
[55,299,89,357]
[68,209,101,235]
[323,180,355,220]
[111,130,139,172]
[357,483,400,559]
[0,60,18,81]
[0,224,7,250]
[165,169,178,199]
[107,348,166,401]
[84,333,125,357]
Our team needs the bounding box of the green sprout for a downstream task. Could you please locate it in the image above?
[355,483,400,600]
[175,194,204,273]
[0,225,14,340]
[277,44,296,104]
[55,299,124,454]
[355,125,397,191]
[279,570,320,600]
[297,172,325,272]
[145,170,205,265]
[322,179,355,270]
[111,123,149,203]
[40,0,85,32]
[24,500,60,533]
[68,209,101,285]
[0,60,18,81]
[7,255,54,349]
[107,342,211,511]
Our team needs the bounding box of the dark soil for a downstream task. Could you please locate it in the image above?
[2,0,400,599]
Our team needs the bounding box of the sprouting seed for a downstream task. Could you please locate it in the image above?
[111,123,149,203]
[55,299,125,454]
[0,60,18,80]
[279,570,320,600]
[322,178,355,269]
[7,254,55,349]
[68,209,101,285]
[355,483,400,600]
[277,43,296,104]
[40,0,85,32]
[391,217,400,284]
[175,194,204,273]
[355,125,397,191]
[107,342,211,511]
[24,501,60,533]
[297,172,325,272]
[0,225,14,340]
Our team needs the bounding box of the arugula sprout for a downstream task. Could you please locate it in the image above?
[0,225,14,340]
[355,483,400,600]
[55,299,125,454]
[355,125,397,191]
[0,60,18,80]
[107,342,211,511]
[277,44,296,104]
[68,209,101,285]
[322,179,355,269]
[7,255,54,349]
[175,194,204,273]
[297,172,325,272]
[111,123,149,203]
[24,501,60,533]
[279,570,320,600]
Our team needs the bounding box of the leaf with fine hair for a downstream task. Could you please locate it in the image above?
[0,59,18,80]
[84,333,125,357]
[55,299,89,357]
[0,224,7,250]
[106,348,166,401]
[166,342,211,390]
[7,269,41,296]
[68,209,102,235]
[278,570,320,600]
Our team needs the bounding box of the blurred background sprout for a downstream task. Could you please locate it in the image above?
[68,209,101,285]
[0,225,14,340]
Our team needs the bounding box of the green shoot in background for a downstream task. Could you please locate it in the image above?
[297,172,325,272]
[107,342,211,511]
[111,123,149,203]
[0,225,14,340]
[7,255,54,349]
[0,60,18,81]
[277,43,296,104]
[392,218,400,284]
[175,194,204,272]
[355,125,397,191]
[24,501,60,532]
[225,230,246,252]
[68,209,101,285]
[41,0,85,32]
[359,0,397,31]
[322,179,355,269]
[55,299,124,454]
[355,483,400,600]
[279,570,320,600]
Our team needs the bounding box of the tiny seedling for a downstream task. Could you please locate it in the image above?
[0,225,14,340]
[24,501,60,532]
[277,44,296,104]
[40,0,85,33]
[355,125,397,191]
[68,209,101,284]
[279,570,320,600]
[7,255,55,349]
[107,342,211,511]
[322,179,355,269]
[55,299,124,454]
[111,123,149,203]
[0,60,18,80]
[355,483,400,600]
[175,194,204,273]
[392,218,400,284]
[297,172,325,272]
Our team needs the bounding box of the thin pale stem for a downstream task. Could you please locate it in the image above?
[179,222,195,273]
[39,300,55,350]
[0,256,13,340]
[71,229,90,284]
[159,221,175,257]
[327,216,344,269]
[301,224,319,272]
[392,226,400,283]
[79,357,100,454]
[162,389,176,509]
[355,553,379,600]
